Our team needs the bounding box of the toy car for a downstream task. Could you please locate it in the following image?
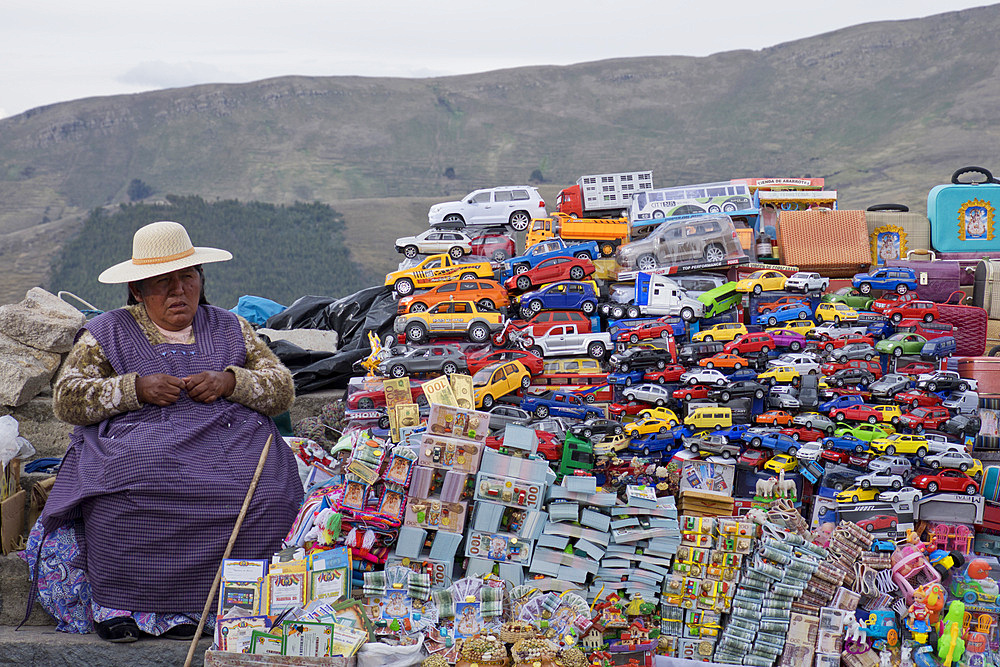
[473,361,532,408]
[785,271,830,292]
[916,371,973,394]
[625,414,681,438]
[869,455,913,477]
[885,300,938,324]
[910,470,979,495]
[723,332,776,356]
[836,486,880,503]
[684,434,741,459]
[691,322,747,343]
[823,287,875,310]
[386,253,495,296]
[378,345,469,378]
[505,255,596,292]
[814,303,860,324]
[764,328,809,353]
[567,417,625,441]
[852,267,917,295]
[755,410,795,427]
[757,295,810,314]
[396,300,503,344]
[629,429,683,458]
[829,342,877,363]
[673,385,712,402]
[468,229,516,262]
[708,381,767,402]
[793,412,836,434]
[878,488,922,504]
[872,291,919,314]
[699,352,750,370]
[876,333,928,358]
[486,404,532,432]
[756,303,812,327]
[770,352,822,376]
[757,365,801,386]
[821,434,869,454]
[397,278,509,315]
[643,364,687,385]
[737,447,769,470]
[518,281,599,316]
[764,453,799,474]
[520,390,604,420]
[622,383,674,408]
[395,229,473,259]
[611,346,670,373]
[779,426,826,442]
[898,406,951,432]
[830,404,882,424]
[616,319,676,344]
[923,450,979,473]
[818,393,866,413]
[856,514,899,531]
[736,270,788,295]
[467,348,544,376]
[503,238,599,277]
[893,389,945,410]
[834,422,891,442]
[680,368,728,386]
[741,430,800,455]
[869,433,929,457]
[869,373,913,400]
[855,471,904,490]
[828,368,876,388]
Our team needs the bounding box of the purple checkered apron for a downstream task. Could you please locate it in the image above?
[41,305,303,612]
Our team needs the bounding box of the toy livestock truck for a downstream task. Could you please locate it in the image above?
[525,212,631,257]
[557,171,654,219]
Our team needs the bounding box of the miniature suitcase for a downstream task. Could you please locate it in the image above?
[776,209,871,277]
[927,166,1000,258]
[958,357,1000,395]
[864,204,932,266]
[984,467,1000,502]
[989,319,1000,353]
[885,249,966,303]
[973,259,1000,319]
[937,292,988,357]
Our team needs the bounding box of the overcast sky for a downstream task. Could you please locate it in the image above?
[1,1,990,119]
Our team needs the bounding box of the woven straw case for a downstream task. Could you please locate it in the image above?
[776,210,871,277]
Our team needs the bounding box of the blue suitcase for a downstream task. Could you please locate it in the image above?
[927,166,1000,256]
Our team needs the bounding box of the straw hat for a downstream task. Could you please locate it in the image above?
[98,221,232,284]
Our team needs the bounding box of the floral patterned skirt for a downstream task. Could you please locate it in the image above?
[21,518,214,635]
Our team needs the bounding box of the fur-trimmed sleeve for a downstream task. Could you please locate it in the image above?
[52,330,142,426]
[224,316,295,417]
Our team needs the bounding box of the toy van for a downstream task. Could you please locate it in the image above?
[684,407,733,430]
[942,390,979,416]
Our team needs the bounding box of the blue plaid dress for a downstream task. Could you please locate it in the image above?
[25,305,302,633]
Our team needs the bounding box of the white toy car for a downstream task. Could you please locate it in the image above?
[795,440,824,462]
[878,488,922,504]
[923,450,978,472]
[868,455,913,477]
[770,353,822,376]
[785,272,830,293]
[428,186,546,231]
[395,229,473,259]
[680,368,728,386]
[855,471,904,490]
[623,383,673,407]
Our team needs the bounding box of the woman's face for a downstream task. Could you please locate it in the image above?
[133,267,202,330]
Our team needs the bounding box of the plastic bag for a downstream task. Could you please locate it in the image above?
[0,415,35,469]
[230,295,286,326]
[356,638,425,667]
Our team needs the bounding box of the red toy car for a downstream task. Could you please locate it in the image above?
[723,332,776,356]
[503,256,596,292]
[615,319,675,344]
[856,515,898,532]
[894,319,954,341]
[830,404,882,424]
[673,385,711,402]
[821,450,871,467]
[872,291,919,314]
[814,333,876,353]
[608,401,649,419]
[910,469,979,495]
[738,448,768,470]
[894,389,945,410]
[894,361,937,377]
[885,300,939,324]
[468,230,516,263]
[486,429,561,461]
[819,359,883,379]
[779,426,826,442]
[348,383,426,410]
[643,364,686,385]
[466,348,544,376]
[757,296,809,315]
[898,406,951,432]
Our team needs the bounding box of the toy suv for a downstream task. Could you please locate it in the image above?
[395,300,504,344]
[395,229,473,259]
[429,186,546,230]
[615,214,745,270]
[468,229,516,262]
[785,271,830,292]
[885,300,939,324]
[852,267,918,295]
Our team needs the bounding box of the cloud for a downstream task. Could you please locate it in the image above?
[117,61,239,88]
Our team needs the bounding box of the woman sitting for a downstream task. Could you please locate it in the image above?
[24,221,303,642]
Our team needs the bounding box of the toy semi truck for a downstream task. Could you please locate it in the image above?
[557,171,654,219]
[525,212,631,256]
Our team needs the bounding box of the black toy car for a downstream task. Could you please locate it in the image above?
[707,381,767,403]
[828,368,876,388]
[609,346,669,373]
[568,417,625,441]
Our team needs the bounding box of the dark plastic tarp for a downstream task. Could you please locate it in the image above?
[265,286,398,392]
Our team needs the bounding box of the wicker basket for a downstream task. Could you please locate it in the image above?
[776,209,871,277]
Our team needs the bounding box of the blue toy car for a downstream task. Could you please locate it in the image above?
[520,390,604,420]
[628,427,684,457]
[851,268,918,296]
[741,430,800,454]
[518,281,599,316]
[818,393,866,413]
[502,238,600,279]
[921,336,956,359]
[608,370,646,387]
[821,434,869,454]
[755,303,813,328]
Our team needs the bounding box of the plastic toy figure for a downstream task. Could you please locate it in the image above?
[906,586,935,645]
[936,600,965,666]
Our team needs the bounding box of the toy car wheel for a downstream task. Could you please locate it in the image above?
[885,445,896,455]
[627,306,640,319]
[753,285,763,296]
[529,345,544,357]
[528,299,543,313]
[833,316,841,324]
[534,406,549,418]
[861,479,871,489]
[448,246,464,260]
[685,392,694,401]
[835,413,845,422]
[509,211,531,231]
[460,272,477,280]
[394,278,415,296]
[760,346,770,355]
[442,214,465,226]
[894,348,903,358]
[768,317,777,327]
[916,446,927,457]
[600,242,616,257]
[734,362,743,370]
[705,362,714,369]
[643,447,651,456]
[930,459,940,468]
[624,377,633,387]
[574,251,591,260]
[582,301,596,315]
[619,362,630,373]
[409,301,429,313]
[927,482,939,493]
[403,245,419,258]
[966,484,977,495]
[442,361,459,375]
[858,282,872,295]
[468,323,490,343]
[588,342,606,359]
[790,433,800,441]
[754,389,764,399]
[721,391,731,402]
[751,437,762,447]
[867,415,878,424]
[790,341,802,352]
[481,394,494,409]
[569,266,586,280]
[610,305,625,319]
[520,375,531,390]
[681,307,695,322]
[704,244,726,263]
[891,479,902,490]
[406,323,426,343]
[477,298,496,311]
[891,313,902,324]
[716,378,726,386]
[789,446,798,456]
[957,381,969,392]
[516,277,533,294]
[636,254,658,271]
[584,394,595,404]
[490,249,508,262]
[896,284,909,295]
[389,364,407,378]
[855,444,866,454]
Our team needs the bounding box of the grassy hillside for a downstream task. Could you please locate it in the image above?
[2,5,1000,303]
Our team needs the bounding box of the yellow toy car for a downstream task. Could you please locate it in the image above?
[871,405,902,426]
[636,407,680,425]
[758,365,801,385]
[394,300,503,344]
[625,415,679,438]
[869,433,929,457]
[768,320,816,336]
[691,322,748,343]
[764,453,799,474]
[967,459,984,482]
[814,302,860,324]
[736,270,788,295]
[385,253,495,296]
[837,486,880,503]
[594,433,631,456]
[473,361,530,409]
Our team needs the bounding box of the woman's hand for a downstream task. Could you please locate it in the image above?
[183,370,237,404]
[136,374,185,406]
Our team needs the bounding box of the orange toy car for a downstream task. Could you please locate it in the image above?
[755,410,794,427]
[698,353,749,370]
[397,279,509,314]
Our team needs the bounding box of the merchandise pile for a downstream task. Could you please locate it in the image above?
[221,171,1000,665]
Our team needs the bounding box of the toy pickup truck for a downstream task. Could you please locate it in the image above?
[385,253,495,296]
[528,324,612,359]
[519,390,604,420]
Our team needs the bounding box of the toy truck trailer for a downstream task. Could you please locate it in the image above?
[557,171,654,219]
[525,212,630,256]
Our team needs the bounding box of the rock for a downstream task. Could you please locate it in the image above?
[0,332,62,408]
[257,327,339,353]
[0,288,85,354]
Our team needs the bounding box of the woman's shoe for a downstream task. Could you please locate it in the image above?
[161,623,200,640]
[95,617,140,643]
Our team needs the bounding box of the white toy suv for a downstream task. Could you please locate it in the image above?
[395,229,473,259]
[428,187,547,231]
[785,272,830,293]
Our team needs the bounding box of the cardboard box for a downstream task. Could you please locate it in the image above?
[1,489,26,555]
